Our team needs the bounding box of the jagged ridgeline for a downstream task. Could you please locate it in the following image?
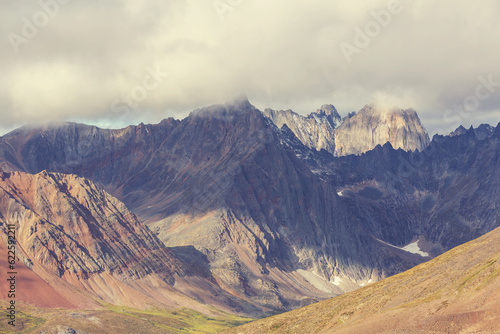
[0,98,499,319]
[264,103,430,156]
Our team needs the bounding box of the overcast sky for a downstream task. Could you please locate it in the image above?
[1,0,499,136]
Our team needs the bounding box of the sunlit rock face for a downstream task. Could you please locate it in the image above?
[333,104,430,157]
[263,104,341,155]
[263,103,429,157]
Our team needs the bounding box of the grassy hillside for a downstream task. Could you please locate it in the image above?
[224,226,500,333]
[0,303,252,334]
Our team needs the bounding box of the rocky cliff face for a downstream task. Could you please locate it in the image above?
[333,104,430,156]
[262,104,341,155]
[0,170,182,282]
[263,103,430,157]
[0,99,498,316]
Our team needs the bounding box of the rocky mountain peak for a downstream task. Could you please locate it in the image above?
[226,95,253,108]
[311,104,337,116]
[494,122,500,137]
[333,104,430,156]
[449,124,495,140]
[358,103,419,119]
[473,124,495,140]
[262,107,338,154]
[189,97,258,121]
[307,104,342,129]
[450,125,468,136]
[263,102,430,157]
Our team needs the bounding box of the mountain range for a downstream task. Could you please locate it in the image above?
[1,98,499,332]
[263,103,430,156]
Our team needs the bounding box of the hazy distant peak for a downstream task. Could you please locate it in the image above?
[450,125,468,137]
[450,123,495,140]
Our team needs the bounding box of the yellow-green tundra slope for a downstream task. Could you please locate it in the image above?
[224,226,500,334]
[0,302,252,334]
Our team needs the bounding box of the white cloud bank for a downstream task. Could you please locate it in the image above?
[1,0,499,135]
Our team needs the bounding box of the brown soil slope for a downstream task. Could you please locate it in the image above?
[224,225,500,333]
[0,170,259,315]
[0,241,76,309]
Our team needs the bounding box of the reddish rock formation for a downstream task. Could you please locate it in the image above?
[0,170,260,315]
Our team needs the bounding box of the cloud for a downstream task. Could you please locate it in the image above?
[1,0,499,135]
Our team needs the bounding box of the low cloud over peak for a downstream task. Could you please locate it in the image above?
[1,0,499,135]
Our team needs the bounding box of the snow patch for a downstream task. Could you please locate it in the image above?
[376,238,429,257]
[401,241,429,257]
[337,191,343,197]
